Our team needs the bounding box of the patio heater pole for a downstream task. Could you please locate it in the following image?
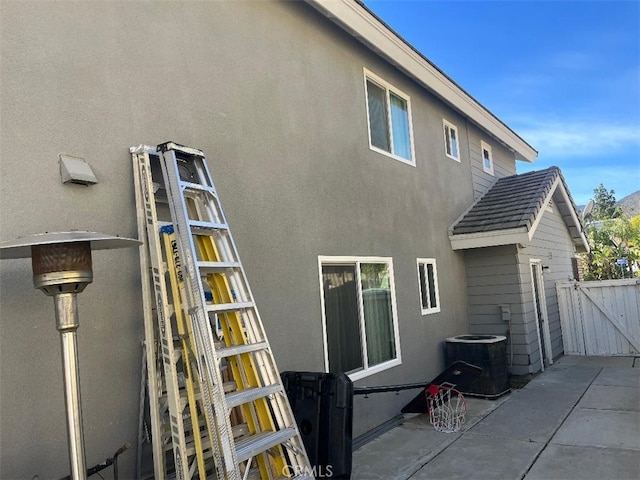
[0,232,140,480]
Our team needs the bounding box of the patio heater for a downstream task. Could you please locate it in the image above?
[0,231,140,480]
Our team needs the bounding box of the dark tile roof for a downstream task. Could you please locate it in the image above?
[452,166,564,235]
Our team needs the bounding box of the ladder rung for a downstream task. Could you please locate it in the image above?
[180,180,216,194]
[183,435,214,459]
[206,301,254,314]
[163,427,213,457]
[158,142,205,157]
[178,388,202,408]
[235,428,297,464]
[197,261,241,273]
[225,384,282,409]
[223,381,237,393]
[217,342,269,358]
[232,423,250,439]
[189,220,228,232]
[180,413,247,441]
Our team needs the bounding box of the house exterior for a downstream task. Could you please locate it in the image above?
[0,1,584,477]
[450,167,589,375]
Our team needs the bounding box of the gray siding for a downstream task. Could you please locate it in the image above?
[463,202,579,376]
[464,245,535,375]
[0,1,481,475]
[516,199,579,361]
[467,121,518,201]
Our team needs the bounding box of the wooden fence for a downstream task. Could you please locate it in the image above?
[557,278,640,356]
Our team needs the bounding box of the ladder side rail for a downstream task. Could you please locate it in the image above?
[135,150,192,479]
[131,148,167,480]
[167,152,280,478]
[136,343,149,479]
[158,147,239,479]
[197,250,278,479]
[191,151,312,473]
[162,231,211,479]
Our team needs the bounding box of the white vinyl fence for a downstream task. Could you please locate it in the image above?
[557,279,640,356]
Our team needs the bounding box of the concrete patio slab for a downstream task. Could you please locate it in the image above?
[524,444,640,480]
[552,408,640,450]
[352,356,639,480]
[593,367,640,387]
[351,422,459,480]
[555,355,636,368]
[410,433,543,480]
[578,384,640,411]
[527,364,601,385]
[351,397,506,480]
[469,386,583,443]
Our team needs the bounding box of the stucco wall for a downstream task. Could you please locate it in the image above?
[1,1,481,476]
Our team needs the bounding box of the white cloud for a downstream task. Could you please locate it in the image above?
[519,160,638,206]
[516,120,640,158]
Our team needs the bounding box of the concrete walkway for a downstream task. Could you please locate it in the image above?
[352,356,640,480]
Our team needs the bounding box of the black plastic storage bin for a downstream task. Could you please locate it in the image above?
[281,371,353,479]
[444,335,510,398]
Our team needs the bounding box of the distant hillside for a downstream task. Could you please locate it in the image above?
[618,190,640,218]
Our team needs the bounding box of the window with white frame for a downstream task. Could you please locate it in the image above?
[319,257,401,380]
[481,140,494,175]
[417,258,440,315]
[364,69,415,164]
[443,119,460,161]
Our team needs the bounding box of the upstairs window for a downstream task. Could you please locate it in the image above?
[481,140,494,175]
[443,119,460,161]
[364,69,415,164]
[417,258,440,315]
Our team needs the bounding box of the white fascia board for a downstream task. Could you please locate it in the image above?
[306,0,538,162]
[524,176,589,253]
[449,228,529,250]
[554,182,590,252]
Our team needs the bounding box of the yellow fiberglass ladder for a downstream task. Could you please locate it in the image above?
[131,143,311,480]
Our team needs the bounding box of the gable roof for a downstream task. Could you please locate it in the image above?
[449,167,589,252]
[305,0,537,163]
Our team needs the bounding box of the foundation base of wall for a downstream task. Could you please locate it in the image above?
[353,414,405,451]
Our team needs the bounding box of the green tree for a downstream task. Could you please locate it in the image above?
[582,215,640,280]
[590,183,623,220]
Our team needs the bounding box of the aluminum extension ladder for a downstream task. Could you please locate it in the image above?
[131,143,311,480]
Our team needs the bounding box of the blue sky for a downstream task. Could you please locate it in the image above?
[364,0,640,205]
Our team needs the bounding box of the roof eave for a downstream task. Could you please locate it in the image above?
[552,180,591,253]
[449,227,529,251]
[305,0,538,163]
[450,169,591,253]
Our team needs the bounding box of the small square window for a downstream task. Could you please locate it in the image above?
[481,140,494,176]
[364,69,415,165]
[417,258,440,315]
[443,120,460,161]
